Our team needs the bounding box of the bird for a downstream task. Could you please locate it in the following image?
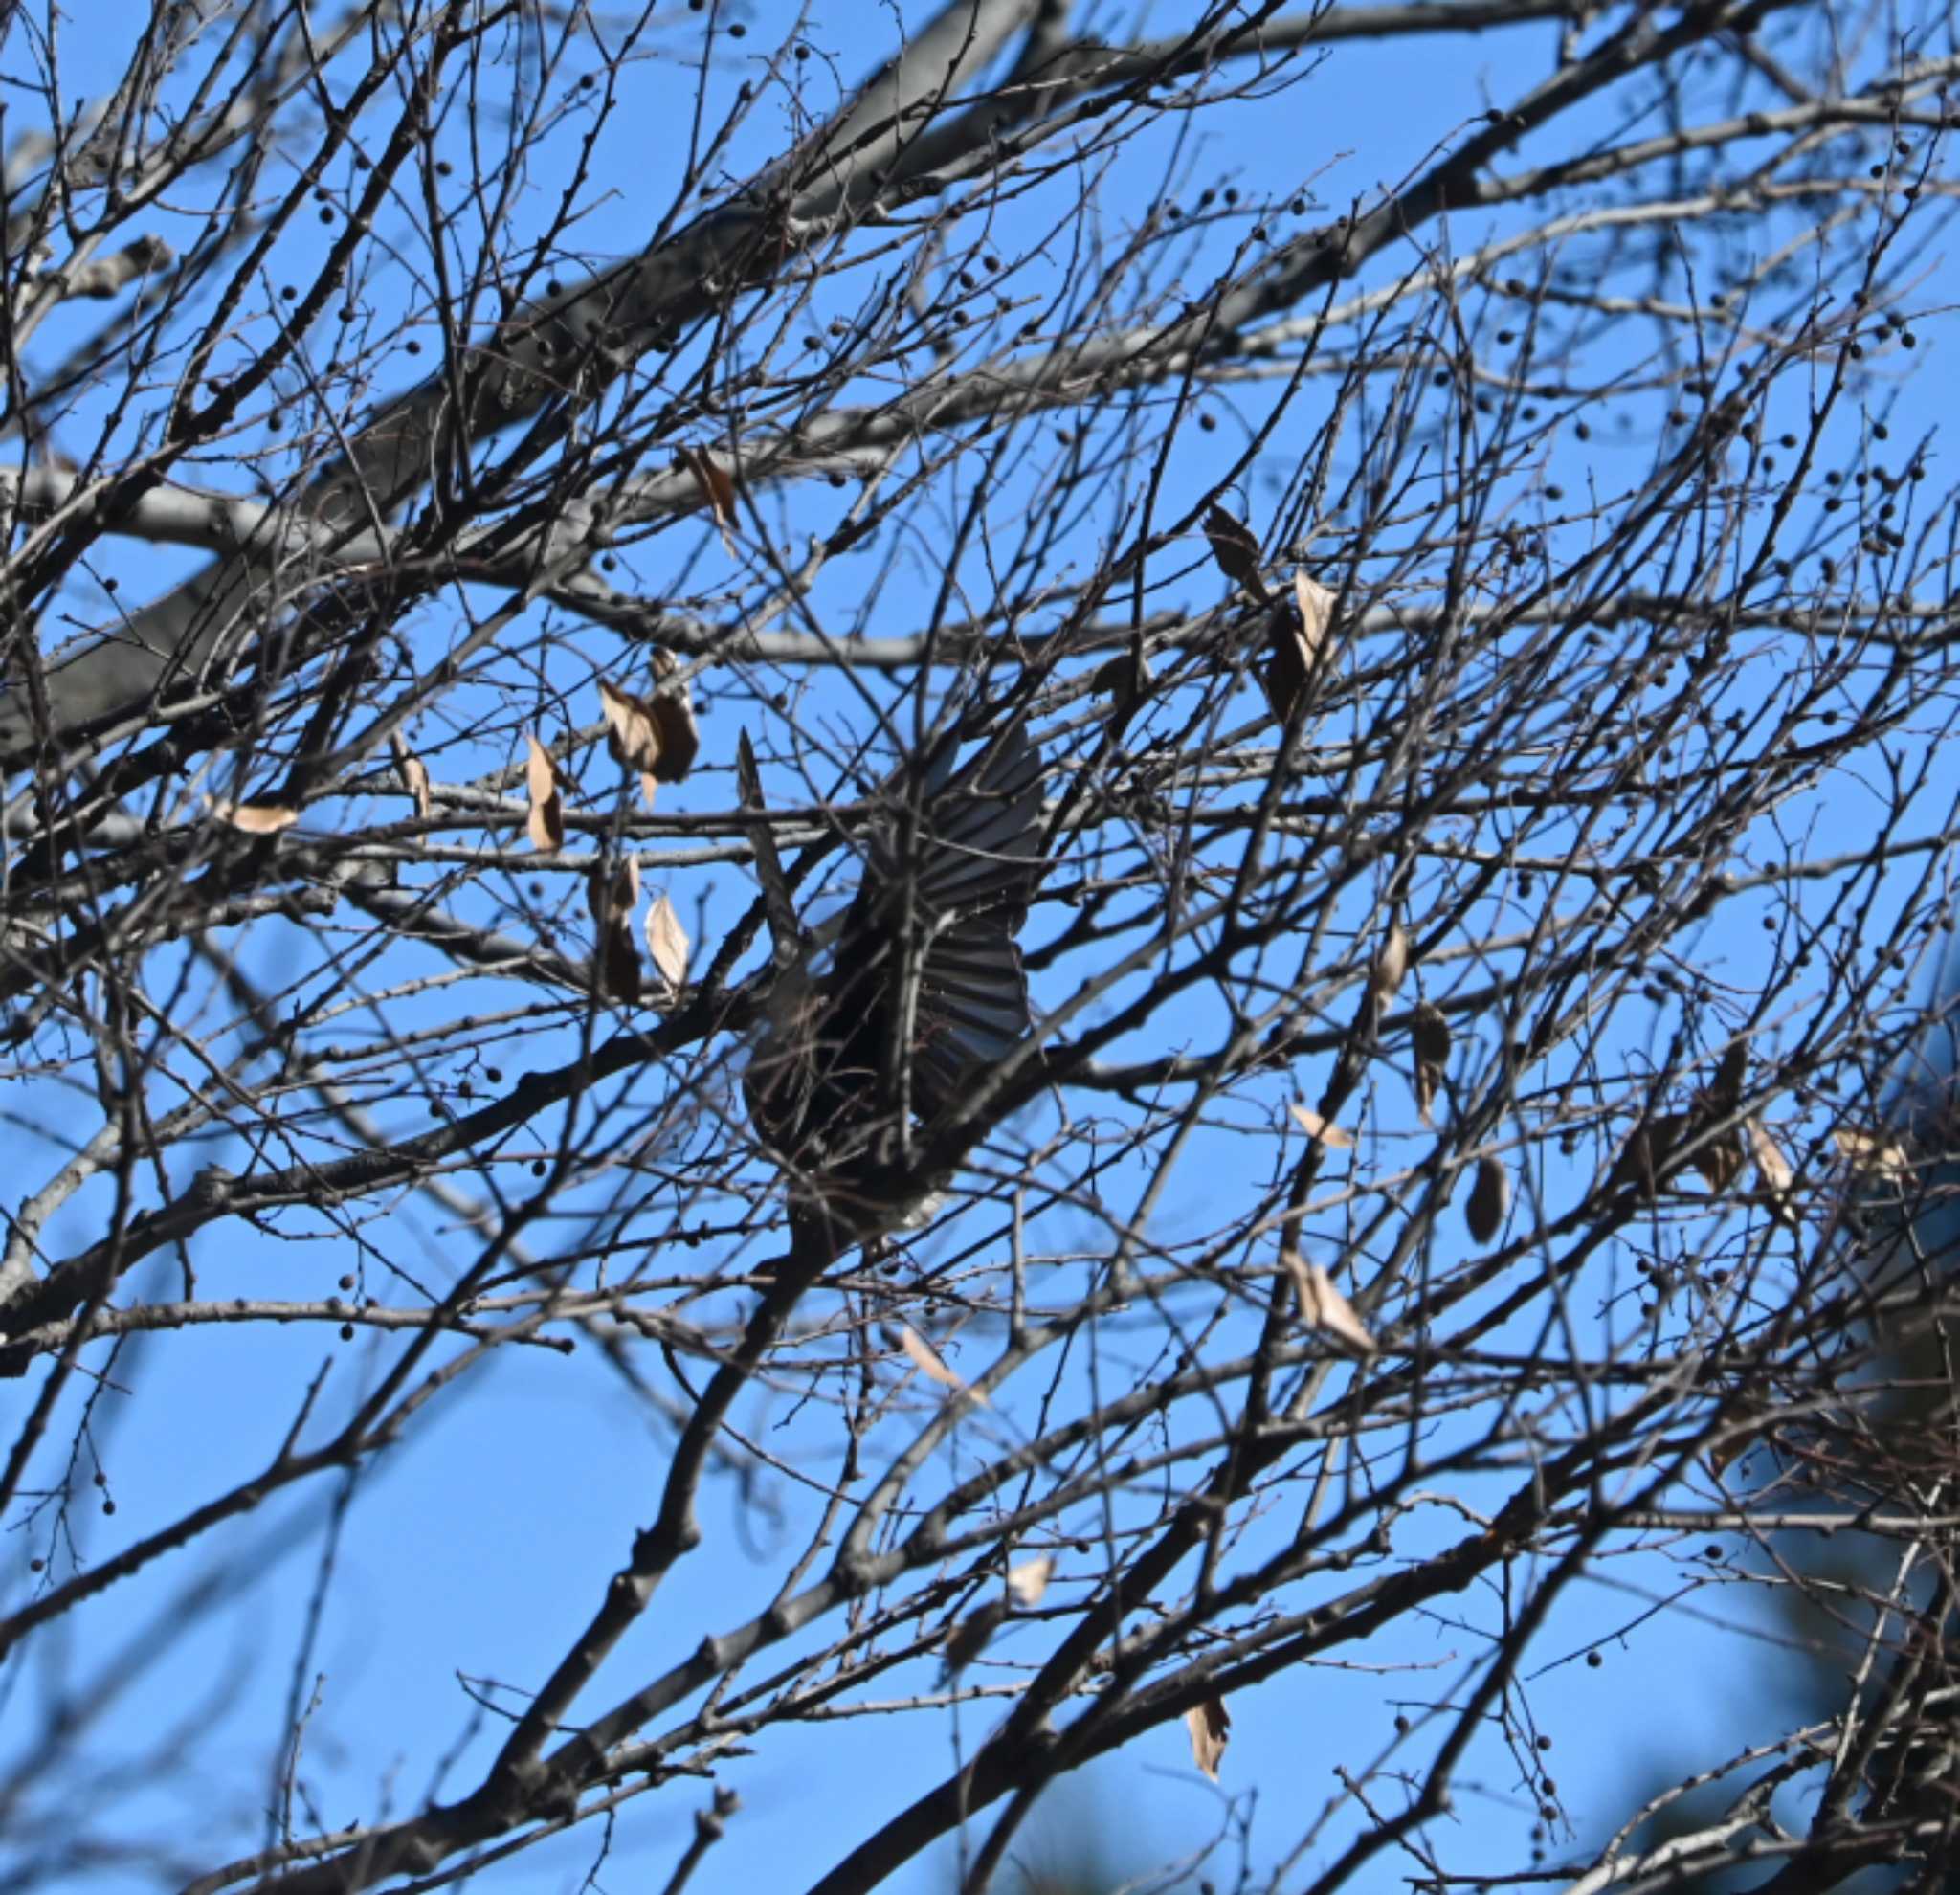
[741,721,1046,1215]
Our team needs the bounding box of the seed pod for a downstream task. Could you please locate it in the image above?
[1466,1152,1509,1245]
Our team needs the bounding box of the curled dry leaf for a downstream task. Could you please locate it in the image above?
[1006,1553,1055,1607]
[1465,1152,1509,1246]
[1412,1000,1451,1126]
[1283,1251,1376,1354]
[597,925,642,1004]
[679,445,738,537]
[943,1597,1010,1677]
[585,854,641,928]
[1370,919,1411,1010]
[644,893,690,993]
[598,675,700,786]
[1293,568,1335,658]
[649,681,700,784]
[1289,1102,1356,1149]
[1201,502,1269,601]
[1265,568,1337,725]
[894,1323,988,1405]
[1185,1696,1232,1780]
[1746,1116,1798,1225]
[208,797,300,835]
[390,733,432,822]
[523,733,565,852]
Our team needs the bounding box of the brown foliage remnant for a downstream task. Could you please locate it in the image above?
[5,6,1960,1895]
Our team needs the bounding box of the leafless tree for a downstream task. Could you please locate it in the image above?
[6,2,1960,1891]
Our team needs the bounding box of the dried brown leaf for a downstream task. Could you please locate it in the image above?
[648,682,700,784]
[208,797,300,835]
[1260,614,1309,725]
[585,854,641,928]
[524,733,564,852]
[1283,1251,1376,1354]
[1747,1117,1798,1225]
[1185,1696,1232,1780]
[1202,502,1269,600]
[1465,1152,1509,1246]
[1289,1103,1356,1149]
[597,923,643,1004]
[679,445,738,529]
[645,893,690,992]
[1261,570,1334,725]
[1370,920,1411,1010]
[391,733,431,822]
[1412,1001,1451,1126]
[1007,1554,1055,1608]
[598,677,659,769]
[597,675,700,786]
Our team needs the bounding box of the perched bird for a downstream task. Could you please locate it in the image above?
[742,722,1046,1211]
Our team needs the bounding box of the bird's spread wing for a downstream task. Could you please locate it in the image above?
[909,917,1035,1122]
[863,722,1044,926]
[747,721,1046,1165]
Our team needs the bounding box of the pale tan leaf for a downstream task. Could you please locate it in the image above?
[644,893,690,992]
[896,1324,988,1404]
[943,1598,1010,1677]
[1283,1251,1376,1354]
[1292,568,1336,661]
[1465,1152,1509,1246]
[524,733,564,852]
[639,772,658,811]
[1006,1554,1055,1607]
[1834,1126,1910,1184]
[1370,920,1411,1009]
[598,677,660,770]
[1202,502,1269,601]
[1185,1697,1232,1780]
[680,445,738,528]
[208,796,300,835]
[1288,1103,1355,1149]
[390,734,431,821]
[1747,1117,1799,1225]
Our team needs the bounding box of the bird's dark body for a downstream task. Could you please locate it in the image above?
[745,724,1045,1191]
